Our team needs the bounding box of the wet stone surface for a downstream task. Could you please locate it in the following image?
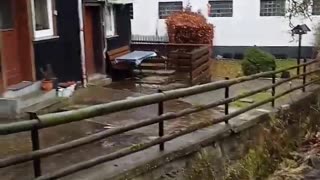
[0,82,220,180]
[0,78,315,179]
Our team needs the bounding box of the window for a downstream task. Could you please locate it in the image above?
[208,0,233,17]
[312,0,320,15]
[159,2,183,19]
[260,0,286,16]
[129,3,133,19]
[106,5,116,37]
[31,0,54,38]
[0,0,13,29]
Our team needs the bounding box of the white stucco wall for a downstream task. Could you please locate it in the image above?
[131,0,320,47]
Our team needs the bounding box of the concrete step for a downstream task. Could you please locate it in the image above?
[136,76,173,85]
[88,77,112,87]
[88,73,106,82]
[22,97,63,115]
[2,81,41,98]
[0,89,56,118]
[139,63,166,70]
[133,69,176,76]
[135,82,188,90]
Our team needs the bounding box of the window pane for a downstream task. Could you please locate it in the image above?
[0,0,13,29]
[313,0,320,15]
[34,0,50,30]
[106,6,115,36]
[260,0,285,16]
[209,0,233,17]
[159,2,183,19]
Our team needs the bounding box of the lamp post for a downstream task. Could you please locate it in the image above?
[291,24,311,75]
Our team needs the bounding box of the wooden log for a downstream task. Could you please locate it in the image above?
[171,58,192,66]
[192,54,209,68]
[0,60,317,135]
[168,52,192,59]
[191,46,209,60]
[1,70,319,169]
[192,60,210,78]
[192,68,210,85]
[175,66,191,72]
[34,78,320,180]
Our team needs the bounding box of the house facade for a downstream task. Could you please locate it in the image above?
[0,0,84,94]
[131,0,320,58]
[0,0,132,93]
[0,0,132,117]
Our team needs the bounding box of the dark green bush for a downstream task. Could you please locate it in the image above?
[241,48,276,76]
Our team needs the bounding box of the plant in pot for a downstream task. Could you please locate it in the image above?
[40,64,55,91]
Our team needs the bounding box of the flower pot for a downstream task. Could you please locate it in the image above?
[41,80,53,91]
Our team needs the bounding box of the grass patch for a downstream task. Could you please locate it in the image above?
[211,60,242,79]
[276,59,297,76]
[231,92,271,109]
[211,59,297,79]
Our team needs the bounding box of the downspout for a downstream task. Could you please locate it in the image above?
[103,2,108,63]
[78,0,87,87]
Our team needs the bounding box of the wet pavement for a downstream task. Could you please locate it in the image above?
[0,78,317,180]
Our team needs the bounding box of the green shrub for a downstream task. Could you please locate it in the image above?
[241,48,276,76]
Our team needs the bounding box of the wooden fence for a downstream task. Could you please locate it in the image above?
[132,43,212,85]
[168,46,211,85]
[0,59,319,180]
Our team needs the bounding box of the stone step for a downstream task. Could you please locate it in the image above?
[135,83,188,90]
[22,97,63,115]
[88,77,112,87]
[136,76,173,85]
[139,63,166,70]
[0,89,57,119]
[3,81,41,98]
[133,69,176,76]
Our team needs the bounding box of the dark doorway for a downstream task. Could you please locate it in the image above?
[84,5,104,76]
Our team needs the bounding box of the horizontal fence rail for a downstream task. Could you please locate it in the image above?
[0,59,319,179]
[1,68,320,168]
[0,60,317,135]
[35,78,320,180]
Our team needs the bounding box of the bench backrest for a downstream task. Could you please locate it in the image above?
[107,46,131,61]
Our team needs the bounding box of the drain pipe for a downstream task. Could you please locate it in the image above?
[78,0,87,87]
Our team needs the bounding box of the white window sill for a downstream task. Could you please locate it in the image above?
[106,35,119,39]
[33,35,60,42]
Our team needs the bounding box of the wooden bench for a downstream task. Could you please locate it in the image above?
[107,45,131,70]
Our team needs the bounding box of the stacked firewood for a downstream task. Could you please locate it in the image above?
[166,11,214,44]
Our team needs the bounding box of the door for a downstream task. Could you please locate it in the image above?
[0,0,34,92]
[1,30,22,86]
[84,5,104,76]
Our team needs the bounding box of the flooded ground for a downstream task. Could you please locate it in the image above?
[0,77,316,179]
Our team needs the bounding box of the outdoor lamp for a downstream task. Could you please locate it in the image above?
[291,24,311,75]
